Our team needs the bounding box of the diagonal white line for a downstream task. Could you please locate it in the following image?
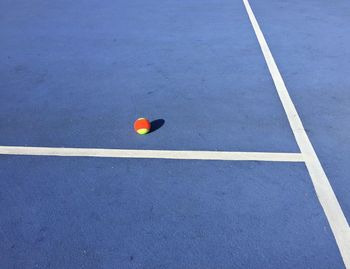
[0,146,303,162]
[242,0,350,267]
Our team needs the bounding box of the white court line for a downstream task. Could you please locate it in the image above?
[242,0,350,267]
[0,146,303,162]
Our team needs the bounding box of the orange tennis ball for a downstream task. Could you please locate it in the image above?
[134,118,151,135]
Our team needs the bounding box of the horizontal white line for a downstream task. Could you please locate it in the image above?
[0,146,303,162]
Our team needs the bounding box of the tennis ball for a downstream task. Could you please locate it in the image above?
[134,118,151,135]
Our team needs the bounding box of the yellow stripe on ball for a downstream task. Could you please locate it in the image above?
[137,128,149,135]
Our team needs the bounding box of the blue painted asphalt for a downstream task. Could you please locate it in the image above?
[0,0,348,268]
[0,0,298,152]
[0,156,344,268]
[250,0,350,225]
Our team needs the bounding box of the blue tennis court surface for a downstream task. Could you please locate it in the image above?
[0,157,344,268]
[1,0,349,268]
[0,0,299,152]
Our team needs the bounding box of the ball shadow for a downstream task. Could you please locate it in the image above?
[149,119,165,134]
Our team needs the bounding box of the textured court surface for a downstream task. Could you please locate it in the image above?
[0,0,349,268]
